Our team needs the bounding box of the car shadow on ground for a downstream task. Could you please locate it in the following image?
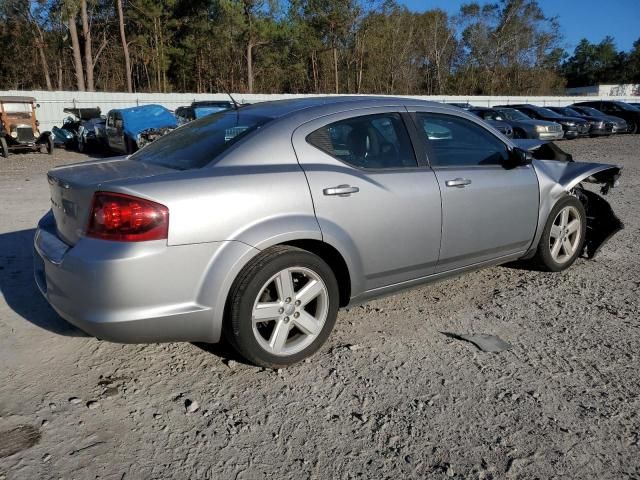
[0,228,87,337]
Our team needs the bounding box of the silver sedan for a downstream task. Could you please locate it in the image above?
[34,97,623,367]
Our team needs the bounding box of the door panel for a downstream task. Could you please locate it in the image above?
[434,166,539,271]
[411,110,539,272]
[292,109,442,293]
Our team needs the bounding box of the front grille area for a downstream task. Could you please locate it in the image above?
[549,124,562,132]
[578,124,589,133]
[605,122,614,132]
[17,127,35,142]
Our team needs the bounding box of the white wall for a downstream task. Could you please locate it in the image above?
[566,84,640,96]
[2,89,639,132]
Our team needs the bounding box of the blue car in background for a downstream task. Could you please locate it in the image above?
[105,104,178,154]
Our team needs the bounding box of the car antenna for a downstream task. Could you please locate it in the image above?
[219,82,239,110]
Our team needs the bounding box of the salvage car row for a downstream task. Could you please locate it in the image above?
[453,100,640,140]
[2,95,638,159]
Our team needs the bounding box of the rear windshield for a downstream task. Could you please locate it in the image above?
[130,110,272,170]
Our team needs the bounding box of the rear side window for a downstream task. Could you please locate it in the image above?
[306,113,417,169]
[130,111,272,170]
[415,113,508,167]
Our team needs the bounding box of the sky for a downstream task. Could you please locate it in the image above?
[398,0,640,53]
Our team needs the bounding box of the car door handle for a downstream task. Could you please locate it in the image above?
[445,178,472,188]
[323,185,360,196]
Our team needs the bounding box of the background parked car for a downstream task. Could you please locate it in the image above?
[106,104,177,154]
[175,101,233,124]
[492,107,564,140]
[496,104,589,139]
[0,96,53,157]
[51,107,106,152]
[569,105,628,134]
[547,106,614,137]
[571,101,640,134]
[465,106,513,138]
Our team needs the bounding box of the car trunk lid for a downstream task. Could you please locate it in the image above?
[47,158,174,245]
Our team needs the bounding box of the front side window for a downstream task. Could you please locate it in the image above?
[306,113,417,169]
[415,113,509,167]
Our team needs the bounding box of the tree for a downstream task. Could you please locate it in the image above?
[116,0,132,92]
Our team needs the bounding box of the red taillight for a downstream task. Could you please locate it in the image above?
[86,192,169,242]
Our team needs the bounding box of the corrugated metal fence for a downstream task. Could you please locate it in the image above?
[1,90,638,132]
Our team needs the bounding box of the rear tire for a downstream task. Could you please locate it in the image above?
[225,245,339,368]
[0,137,8,158]
[533,195,586,272]
[46,134,54,154]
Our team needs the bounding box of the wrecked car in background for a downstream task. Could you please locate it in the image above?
[105,104,177,154]
[34,97,623,368]
[0,96,53,157]
[52,107,106,152]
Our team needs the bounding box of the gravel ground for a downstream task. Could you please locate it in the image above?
[0,136,639,480]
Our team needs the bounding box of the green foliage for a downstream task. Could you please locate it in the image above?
[0,0,636,94]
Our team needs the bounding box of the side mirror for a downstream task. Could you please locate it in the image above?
[504,147,532,168]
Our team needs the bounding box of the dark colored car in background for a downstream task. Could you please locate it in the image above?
[175,101,233,124]
[571,101,640,134]
[465,107,513,138]
[496,104,590,139]
[569,105,628,134]
[547,106,614,137]
[471,106,563,140]
[492,107,564,140]
[447,103,512,137]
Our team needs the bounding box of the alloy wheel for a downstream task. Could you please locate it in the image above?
[251,267,329,356]
[549,205,582,264]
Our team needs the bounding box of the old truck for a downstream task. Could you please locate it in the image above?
[0,96,54,157]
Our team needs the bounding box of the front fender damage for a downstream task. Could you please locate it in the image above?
[533,160,623,259]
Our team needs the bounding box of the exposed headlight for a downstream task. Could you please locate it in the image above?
[10,130,18,138]
[562,121,576,127]
[589,120,604,127]
[535,125,548,133]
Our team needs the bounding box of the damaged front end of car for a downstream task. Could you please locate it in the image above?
[136,126,175,149]
[533,159,623,259]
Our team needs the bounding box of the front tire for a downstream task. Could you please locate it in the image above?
[225,246,339,368]
[533,195,586,272]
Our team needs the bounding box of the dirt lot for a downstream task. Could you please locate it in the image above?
[0,136,639,480]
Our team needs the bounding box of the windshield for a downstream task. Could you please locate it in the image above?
[496,108,529,121]
[558,107,581,117]
[537,107,562,118]
[3,102,33,119]
[577,106,603,116]
[616,102,640,112]
[130,111,273,170]
[471,109,503,121]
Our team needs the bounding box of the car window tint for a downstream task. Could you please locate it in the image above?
[306,113,417,169]
[415,113,508,167]
[130,111,273,170]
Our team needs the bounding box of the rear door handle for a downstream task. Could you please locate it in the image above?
[323,185,359,196]
[445,178,472,188]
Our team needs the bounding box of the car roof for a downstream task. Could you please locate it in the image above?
[0,95,36,103]
[236,96,452,119]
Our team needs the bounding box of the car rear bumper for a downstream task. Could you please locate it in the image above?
[33,211,231,344]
